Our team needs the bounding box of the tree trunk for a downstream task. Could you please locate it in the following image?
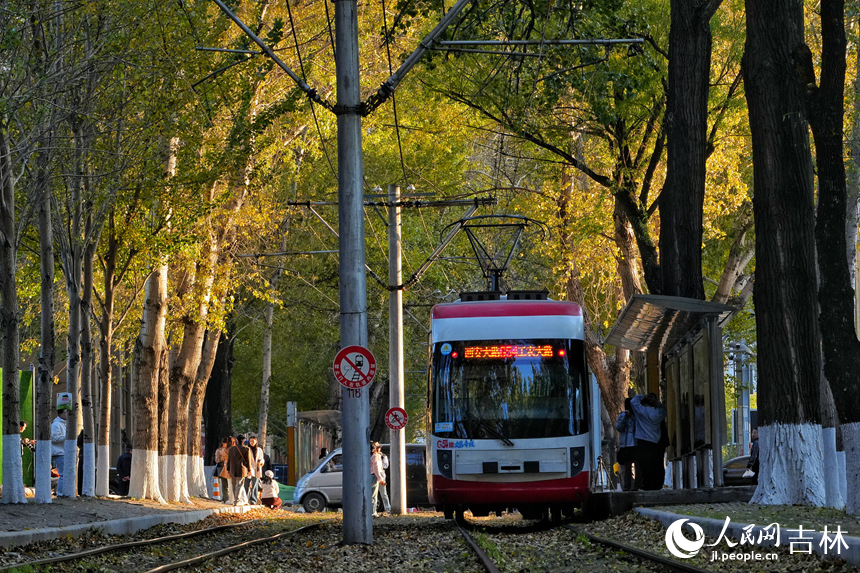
[96,219,118,497]
[188,329,221,498]
[129,264,168,503]
[204,329,234,467]
[80,237,97,497]
[660,0,722,300]
[35,137,55,504]
[743,0,824,506]
[798,0,860,514]
[0,119,25,504]
[61,248,82,499]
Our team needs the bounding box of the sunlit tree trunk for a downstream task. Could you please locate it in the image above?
[743,0,825,506]
[129,264,168,503]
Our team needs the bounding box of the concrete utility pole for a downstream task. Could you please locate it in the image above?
[388,184,406,515]
[334,0,372,544]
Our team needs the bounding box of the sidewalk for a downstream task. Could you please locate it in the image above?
[0,495,252,549]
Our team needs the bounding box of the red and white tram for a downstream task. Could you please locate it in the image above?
[426,291,601,520]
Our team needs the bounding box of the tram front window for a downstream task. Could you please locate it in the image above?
[431,339,588,439]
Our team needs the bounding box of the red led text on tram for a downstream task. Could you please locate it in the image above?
[463,345,554,359]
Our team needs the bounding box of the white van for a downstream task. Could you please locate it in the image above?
[293,444,428,512]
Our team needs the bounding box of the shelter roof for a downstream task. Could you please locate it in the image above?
[604,294,735,354]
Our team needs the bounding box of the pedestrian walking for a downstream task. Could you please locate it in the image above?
[369,442,391,516]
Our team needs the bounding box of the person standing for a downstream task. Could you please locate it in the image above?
[51,407,69,495]
[631,393,667,490]
[246,435,264,505]
[226,435,251,506]
[214,437,230,502]
[616,398,637,491]
[747,428,760,484]
[369,442,391,516]
[116,444,133,496]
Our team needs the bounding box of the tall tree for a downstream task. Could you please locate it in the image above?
[796,0,860,514]
[743,0,824,506]
[660,0,723,299]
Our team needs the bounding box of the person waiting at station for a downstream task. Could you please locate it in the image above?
[51,406,70,495]
[616,398,637,491]
[631,393,667,490]
[214,437,231,502]
[246,435,264,505]
[746,428,760,484]
[260,470,282,510]
[116,443,133,496]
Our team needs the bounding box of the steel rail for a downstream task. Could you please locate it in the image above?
[145,521,331,573]
[0,518,266,572]
[566,525,713,573]
[456,519,503,573]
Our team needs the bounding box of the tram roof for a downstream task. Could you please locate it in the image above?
[604,294,735,354]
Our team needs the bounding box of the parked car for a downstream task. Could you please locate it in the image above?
[293,443,429,512]
[722,455,753,486]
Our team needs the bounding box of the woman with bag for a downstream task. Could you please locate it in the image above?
[214,437,230,502]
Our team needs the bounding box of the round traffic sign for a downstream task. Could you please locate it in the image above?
[333,345,377,389]
[385,407,408,430]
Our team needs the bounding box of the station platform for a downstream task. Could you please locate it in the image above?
[586,485,756,519]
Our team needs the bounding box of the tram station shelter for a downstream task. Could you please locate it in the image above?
[605,294,735,489]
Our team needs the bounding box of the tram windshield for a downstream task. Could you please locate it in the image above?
[431,339,589,440]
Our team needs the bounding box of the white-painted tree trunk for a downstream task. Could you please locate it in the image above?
[128,448,165,503]
[96,444,110,496]
[82,442,95,497]
[61,438,78,498]
[187,455,208,498]
[842,421,860,514]
[1,435,26,503]
[837,449,847,507]
[821,426,843,508]
[750,423,826,507]
[163,454,191,503]
[34,440,52,503]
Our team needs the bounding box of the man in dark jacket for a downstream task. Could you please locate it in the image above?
[116,444,133,496]
[226,435,251,506]
[747,428,760,484]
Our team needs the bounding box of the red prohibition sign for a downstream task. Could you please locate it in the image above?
[385,407,408,430]
[333,345,377,389]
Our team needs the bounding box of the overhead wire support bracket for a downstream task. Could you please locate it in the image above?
[361,0,475,116]
[211,0,334,112]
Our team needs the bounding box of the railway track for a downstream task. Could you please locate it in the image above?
[455,514,713,572]
[0,517,330,573]
[3,511,716,573]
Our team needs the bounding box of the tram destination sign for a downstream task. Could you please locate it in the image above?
[333,345,377,389]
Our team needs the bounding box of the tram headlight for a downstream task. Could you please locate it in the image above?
[569,446,585,477]
[437,449,453,478]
